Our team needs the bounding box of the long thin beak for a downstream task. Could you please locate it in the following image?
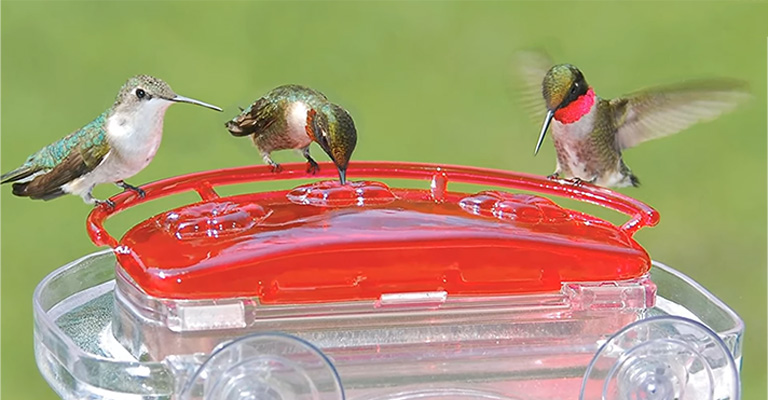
[172,94,222,112]
[534,110,554,156]
[337,167,347,185]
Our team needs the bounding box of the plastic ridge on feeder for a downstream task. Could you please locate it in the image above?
[87,161,659,244]
[85,161,660,303]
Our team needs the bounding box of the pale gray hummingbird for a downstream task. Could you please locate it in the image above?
[1,75,222,207]
[515,51,749,187]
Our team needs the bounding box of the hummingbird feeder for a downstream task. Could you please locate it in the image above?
[33,161,743,400]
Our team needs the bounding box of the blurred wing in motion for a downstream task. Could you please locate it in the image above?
[611,80,750,150]
[511,50,554,126]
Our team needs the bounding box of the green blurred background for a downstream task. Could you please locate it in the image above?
[2,1,766,398]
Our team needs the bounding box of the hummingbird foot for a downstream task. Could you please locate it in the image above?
[83,190,115,209]
[94,198,116,209]
[569,178,585,187]
[261,152,283,173]
[269,161,283,173]
[302,148,320,175]
[116,180,146,198]
[306,161,320,175]
[546,172,560,180]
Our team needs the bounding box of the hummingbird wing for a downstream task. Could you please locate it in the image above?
[611,80,750,150]
[7,114,110,199]
[226,97,280,137]
[511,50,553,126]
[13,141,110,199]
[0,164,44,184]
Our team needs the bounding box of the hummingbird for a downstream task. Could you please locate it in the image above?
[225,84,358,185]
[515,52,749,187]
[1,75,222,207]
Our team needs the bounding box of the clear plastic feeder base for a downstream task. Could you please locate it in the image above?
[34,250,742,400]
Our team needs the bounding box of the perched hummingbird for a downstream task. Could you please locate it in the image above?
[516,52,749,187]
[225,84,358,185]
[1,75,222,207]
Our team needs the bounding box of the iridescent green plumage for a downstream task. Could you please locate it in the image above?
[239,85,328,117]
[229,85,329,157]
[542,64,585,111]
[1,111,111,199]
[2,74,221,205]
[26,111,109,169]
[514,51,750,187]
[226,84,358,184]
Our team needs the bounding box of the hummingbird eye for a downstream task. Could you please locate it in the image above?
[135,89,146,99]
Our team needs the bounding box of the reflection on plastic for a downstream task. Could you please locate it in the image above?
[117,189,651,301]
[580,315,740,400]
[287,180,397,207]
[459,191,569,224]
[160,201,268,240]
[180,332,345,400]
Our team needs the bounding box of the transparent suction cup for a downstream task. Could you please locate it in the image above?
[180,332,345,400]
[365,388,522,400]
[580,316,739,400]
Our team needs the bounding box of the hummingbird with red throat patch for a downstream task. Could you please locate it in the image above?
[516,52,749,187]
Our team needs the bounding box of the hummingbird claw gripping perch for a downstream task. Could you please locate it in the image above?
[306,161,320,175]
[270,161,283,174]
[95,198,116,209]
[570,178,585,187]
[117,181,146,198]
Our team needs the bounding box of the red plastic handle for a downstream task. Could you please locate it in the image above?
[86,161,659,248]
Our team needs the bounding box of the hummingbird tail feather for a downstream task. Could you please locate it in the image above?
[11,182,32,197]
[37,188,67,201]
[11,181,66,200]
[630,174,640,187]
[10,150,99,200]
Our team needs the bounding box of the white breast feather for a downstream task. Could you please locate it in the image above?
[62,99,173,198]
[286,102,312,147]
[551,103,598,180]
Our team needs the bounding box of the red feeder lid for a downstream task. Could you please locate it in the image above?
[87,162,659,303]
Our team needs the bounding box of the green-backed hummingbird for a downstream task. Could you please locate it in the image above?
[225,84,358,185]
[516,52,749,187]
[1,75,222,206]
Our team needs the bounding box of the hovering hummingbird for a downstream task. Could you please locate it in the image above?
[515,52,749,187]
[1,75,222,207]
[225,84,358,185]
